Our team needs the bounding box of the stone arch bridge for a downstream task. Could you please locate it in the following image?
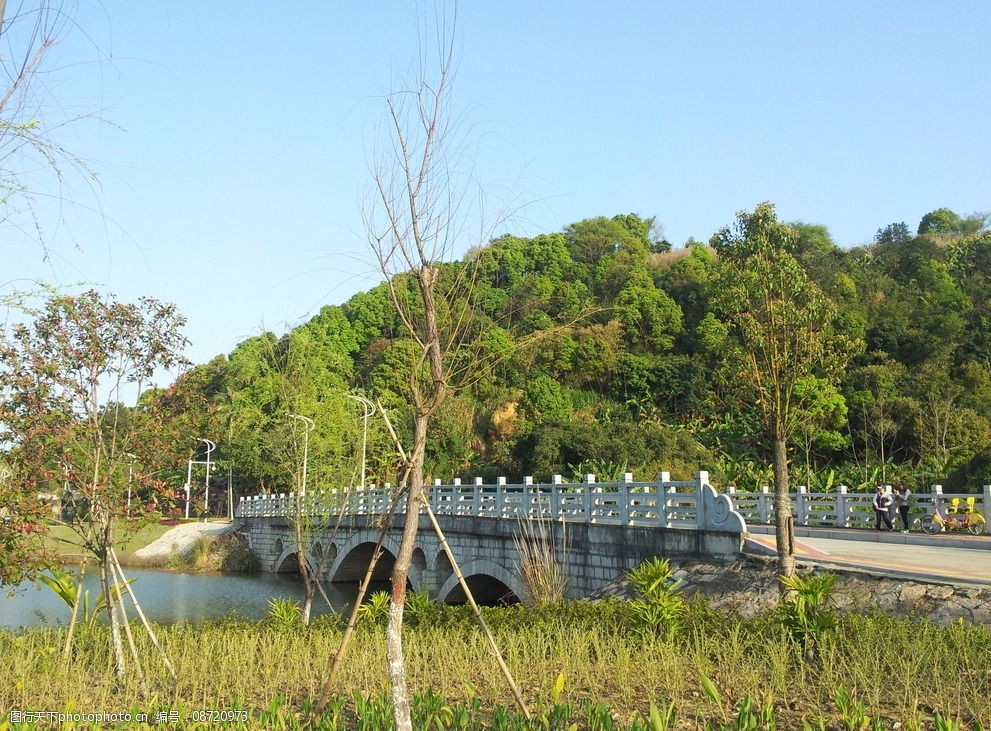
[236,471,747,603]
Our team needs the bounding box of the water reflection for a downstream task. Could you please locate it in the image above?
[0,568,372,628]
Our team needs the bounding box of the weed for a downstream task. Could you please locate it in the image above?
[835,686,876,731]
[405,589,440,626]
[2,600,990,728]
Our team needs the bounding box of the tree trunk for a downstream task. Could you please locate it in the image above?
[295,517,315,626]
[387,414,427,731]
[772,435,795,579]
[301,570,315,626]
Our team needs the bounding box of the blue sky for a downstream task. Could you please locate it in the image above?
[5,1,990,374]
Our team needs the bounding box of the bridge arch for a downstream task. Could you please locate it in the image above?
[328,530,419,591]
[411,547,427,589]
[437,559,523,606]
[273,547,320,575]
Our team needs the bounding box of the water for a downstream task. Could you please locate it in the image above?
[0,568,372,629]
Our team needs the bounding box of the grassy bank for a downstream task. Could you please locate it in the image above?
[1,599,989,729]
[43,522,176,564]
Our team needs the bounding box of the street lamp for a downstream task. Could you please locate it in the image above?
[185,438,216,519]
[347,394,375,489]
[288,414,315,496]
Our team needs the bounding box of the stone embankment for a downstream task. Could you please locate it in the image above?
[594,554,991,626]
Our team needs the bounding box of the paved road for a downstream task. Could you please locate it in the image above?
[746,527,991,585]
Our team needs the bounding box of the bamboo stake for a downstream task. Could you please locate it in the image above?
[421,497,530,719]
[109,546,177,680]
[375,398,408,463]
[109,554,148,696]
[313,485,356,612]
[101,554,126,678]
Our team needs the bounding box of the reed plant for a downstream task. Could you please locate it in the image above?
[1,603,988,729]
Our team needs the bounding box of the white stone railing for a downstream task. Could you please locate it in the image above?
[728,484,991,532]
[236,470,748,534]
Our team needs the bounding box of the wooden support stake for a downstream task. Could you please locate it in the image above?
[109,553,148,696]
[110,546,177,680]
[421,498,530,720]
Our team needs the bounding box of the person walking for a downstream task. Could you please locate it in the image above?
[894,481,912,532]
[873,484,894,531]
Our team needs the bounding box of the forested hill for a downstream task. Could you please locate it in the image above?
[151,206,991,495]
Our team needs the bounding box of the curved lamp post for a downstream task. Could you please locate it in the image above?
[288,414,315,496]
[200,438,216,514]
[347,394,375,489]
[185,438,216,519]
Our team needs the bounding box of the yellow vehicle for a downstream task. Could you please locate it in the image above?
[920,496,986,535]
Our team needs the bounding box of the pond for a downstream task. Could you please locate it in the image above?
[0,568,373,629]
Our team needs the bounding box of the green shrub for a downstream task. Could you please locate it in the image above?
[357,590,391,626]
[404,589,440,626]
[265,597,302,631]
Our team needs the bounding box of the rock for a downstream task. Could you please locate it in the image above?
[590,556,991,627]
[926,585,955,600]
[898,584,927,603]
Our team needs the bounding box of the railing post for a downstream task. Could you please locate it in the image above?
[431,478,441,513]
[657,471,670,527]
[837,485,849,527]
[796,485,807,525]
[982,485,991,533]
[584,473,596,522]
[621,472,634,524]
[452,477,462,516]
[759,485,771,525]
[695,470,709,529]
[550,479,561,521]
[497,476,506,518]
[524,475,534,518]
[666,482,678,528]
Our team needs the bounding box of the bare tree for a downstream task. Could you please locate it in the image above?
[361,6,503,728]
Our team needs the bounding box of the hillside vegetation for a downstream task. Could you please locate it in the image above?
[147,207,991,498]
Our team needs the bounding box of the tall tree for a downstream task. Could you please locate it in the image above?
[711,203,856,578]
